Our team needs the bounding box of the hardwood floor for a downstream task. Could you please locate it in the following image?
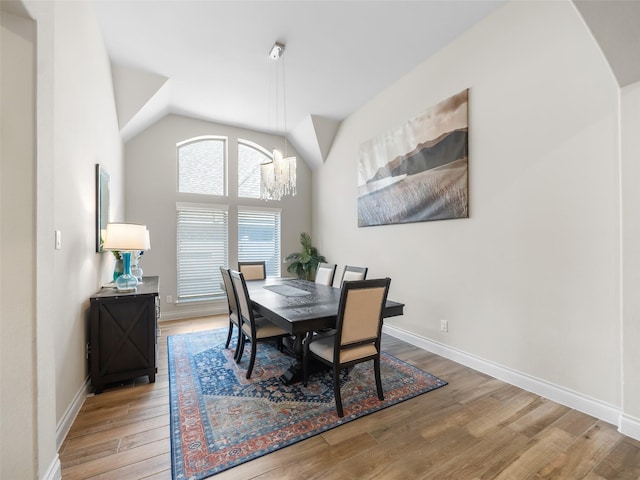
[60,316,640,479]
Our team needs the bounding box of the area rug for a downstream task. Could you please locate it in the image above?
[168,328,447,479]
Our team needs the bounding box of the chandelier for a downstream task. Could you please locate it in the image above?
[260,42,297,201]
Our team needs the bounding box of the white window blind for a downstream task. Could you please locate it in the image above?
[238,207,281,277]
[177,136,226,195]
[176,202,228,302]
[238,139,271,199]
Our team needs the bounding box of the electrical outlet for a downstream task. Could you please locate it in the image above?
[166,295,173,304]
[440,319,449,332]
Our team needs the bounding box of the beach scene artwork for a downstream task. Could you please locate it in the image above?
[357,89,469,227]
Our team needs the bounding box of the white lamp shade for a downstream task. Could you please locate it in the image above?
[103,223,149,251]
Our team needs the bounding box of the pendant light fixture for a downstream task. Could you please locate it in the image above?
[260,41,297,201]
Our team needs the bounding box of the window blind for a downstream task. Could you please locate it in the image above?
[238,207,281,277]
[176,202,228,302]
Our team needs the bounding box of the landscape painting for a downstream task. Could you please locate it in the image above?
[357,89,469,227]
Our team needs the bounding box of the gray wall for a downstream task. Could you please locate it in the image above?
[124,114,312,320]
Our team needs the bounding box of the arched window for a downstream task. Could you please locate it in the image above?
[177,136,226,195]
[238,139,271,199]
[174,136,283,302]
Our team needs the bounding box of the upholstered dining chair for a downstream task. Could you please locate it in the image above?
[238,261,266,280]
[303,277,391,417]
[340,265,368,285]
[220,267,243,361]
[315,262,337,286]
[230,269,289,379]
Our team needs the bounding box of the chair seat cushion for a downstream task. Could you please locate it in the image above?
[309,335,378,364]
[242,317,288,339]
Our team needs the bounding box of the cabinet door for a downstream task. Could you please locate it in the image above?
[95,296,154,377]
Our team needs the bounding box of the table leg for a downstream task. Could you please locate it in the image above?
[278,333,326,385]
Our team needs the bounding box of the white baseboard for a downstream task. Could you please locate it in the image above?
[42,454,61,480]
[160,302,227,322]
[619,413,640,440]
[382,324,634,439]
[56,377,90,450]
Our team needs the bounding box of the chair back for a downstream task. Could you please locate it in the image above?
[220,267,239,318]
[238,261,266,280]
[315,262,337,286]
[340,265,368,284]
[230,270,256,333]
[335,278,391,360]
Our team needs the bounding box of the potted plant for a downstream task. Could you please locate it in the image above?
[285,232,326,281]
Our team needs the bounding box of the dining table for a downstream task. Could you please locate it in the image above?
[245,276,404,384]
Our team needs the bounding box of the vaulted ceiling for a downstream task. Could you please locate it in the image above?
[93,1,640,169]
[94,1,504,167]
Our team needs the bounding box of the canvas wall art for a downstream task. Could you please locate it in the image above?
[357,89,469,227]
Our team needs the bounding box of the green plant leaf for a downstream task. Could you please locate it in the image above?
[284,232,326,280]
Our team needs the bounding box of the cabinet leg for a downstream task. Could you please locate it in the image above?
[149,374,156,383]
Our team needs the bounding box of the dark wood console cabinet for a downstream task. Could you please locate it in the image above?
[89,276,160,394]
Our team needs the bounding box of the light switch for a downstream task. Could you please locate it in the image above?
[55,230,62,250]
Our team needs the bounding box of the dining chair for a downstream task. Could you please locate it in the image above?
[315,262,337,286]
[230,269,289,379]
[303,277,391,417]
[340,265,368,285]
[238,261,266,280]
[220,267,243,361]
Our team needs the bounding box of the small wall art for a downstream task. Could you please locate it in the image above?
[96,164,110,252]
[357,88,469,227]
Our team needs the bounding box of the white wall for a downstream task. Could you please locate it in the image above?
[314,0,622,412]
[1,0,123,477]
[124,114,312,320]
[621,80,640,435]
[1,10,38,479]
[50,0,123,426]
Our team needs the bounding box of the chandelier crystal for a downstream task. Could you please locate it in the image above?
[260,149,296,201]
[260,41,297,201]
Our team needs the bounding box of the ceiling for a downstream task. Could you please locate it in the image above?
[573,0,640,88]
[93,0,504,143]
[94,0,640,167]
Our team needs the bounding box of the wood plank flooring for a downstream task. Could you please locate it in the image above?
[59,316,640,479]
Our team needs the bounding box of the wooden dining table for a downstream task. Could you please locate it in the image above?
[245,277,404,384]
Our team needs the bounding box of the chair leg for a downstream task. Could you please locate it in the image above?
[236,333,245,363]
[374,357,384,401]
[233,327,242,361]
[333,364,344,417]
[224,320,233,348]
[246,339,257,379]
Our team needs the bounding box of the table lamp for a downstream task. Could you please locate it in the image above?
[103,223,150,292]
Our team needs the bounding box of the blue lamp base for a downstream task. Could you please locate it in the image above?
[115,252,139,292]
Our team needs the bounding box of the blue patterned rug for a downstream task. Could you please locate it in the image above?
[168,328,447,479]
